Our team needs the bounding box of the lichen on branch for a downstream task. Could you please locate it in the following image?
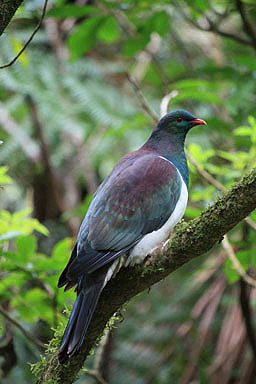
[35,167,256,384]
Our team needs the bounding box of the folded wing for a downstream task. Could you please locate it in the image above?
[62,153,182,283]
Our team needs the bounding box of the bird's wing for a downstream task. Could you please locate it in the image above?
[66,154,182,280]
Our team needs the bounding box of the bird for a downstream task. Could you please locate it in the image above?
[57,109,206,363]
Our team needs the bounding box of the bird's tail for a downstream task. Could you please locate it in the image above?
[58,279,104,364]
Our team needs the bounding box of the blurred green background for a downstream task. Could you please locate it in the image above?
[1,0,256,383]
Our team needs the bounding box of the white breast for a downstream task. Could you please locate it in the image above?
[128,167,188,265]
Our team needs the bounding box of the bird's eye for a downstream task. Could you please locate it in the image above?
[176,117,183,123]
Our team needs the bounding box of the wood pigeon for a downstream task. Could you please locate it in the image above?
[58,109,206,363]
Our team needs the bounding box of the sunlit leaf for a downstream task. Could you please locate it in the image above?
[68,16,104,59]
[0,166,12,185]
[10,37,29,67]
[97,16,120,43]
[16,235,37,259]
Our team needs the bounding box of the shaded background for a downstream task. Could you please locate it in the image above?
[0,0,256,383]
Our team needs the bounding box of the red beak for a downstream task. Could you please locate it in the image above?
[191,118,207,126]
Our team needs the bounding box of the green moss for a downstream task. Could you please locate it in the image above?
[31,312,71,383]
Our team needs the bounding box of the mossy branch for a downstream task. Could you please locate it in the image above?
[36,167,256,384]
[0,0,23,36]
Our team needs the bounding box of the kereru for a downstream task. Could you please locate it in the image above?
[58,109,206,363]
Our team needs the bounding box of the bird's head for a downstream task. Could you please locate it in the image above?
[157,109,207,136]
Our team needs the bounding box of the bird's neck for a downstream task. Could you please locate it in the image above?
[143,130,189,187]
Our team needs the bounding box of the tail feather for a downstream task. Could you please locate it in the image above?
[58,279,104,363]
[58,244,77,288]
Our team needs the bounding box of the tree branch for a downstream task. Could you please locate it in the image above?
[36,167,256,384]
[236,0,256,50]
[97,1,170,87]
[0,305,46,349]
[125,72,159,123]
[0,0,48,69]
[186,151,256,231]
[0,0,23,36]
[174,1,254,48]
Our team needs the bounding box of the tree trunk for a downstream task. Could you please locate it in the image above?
[0,0,23,35]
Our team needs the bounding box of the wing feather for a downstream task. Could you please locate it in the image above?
[66,153,182,280]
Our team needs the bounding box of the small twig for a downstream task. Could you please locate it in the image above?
[186,150,256,231]
[222,235,256,289]
[131,33,162,84]
[0,305,46,349]
[208,4,230,19]
[93,329,111,374]
[185,150,226,193]
[44,18,69,62]
[174,0,253,48]
[99,1,170,87]
[160,90,179,117]
[84,326,113,383]
[125,72,159,123]
[0,0,48,69]
[206,16,254,48]
[245,217,256,231]
[83,323,114,383]
[84,369,107,384]
[236,0,256,50]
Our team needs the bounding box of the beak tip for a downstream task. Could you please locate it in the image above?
[192,118,207,126]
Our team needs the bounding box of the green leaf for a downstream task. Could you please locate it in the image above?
[145,11,170,37]
[123,35,149,57]
[0,166,12,185]
[193,0,208,11]
[0,208,48,237]
[47,5,99,18]
[10,37,29,67]
[172,79,211,89]
[233,55,256,70]
[224,259,240,284]
[68,16,104,60]
[0,273,28,297]
[16,235,37,259]
[97,17,120,43]
[235,127,253,136]
[175,90,221,104]
[187,143,214,163]
[185,206,202,219]
[11,288,52,323]
[63,194,93,221]
[52,237,73,264]
[1,251,27,267]
[12,207,32,219]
